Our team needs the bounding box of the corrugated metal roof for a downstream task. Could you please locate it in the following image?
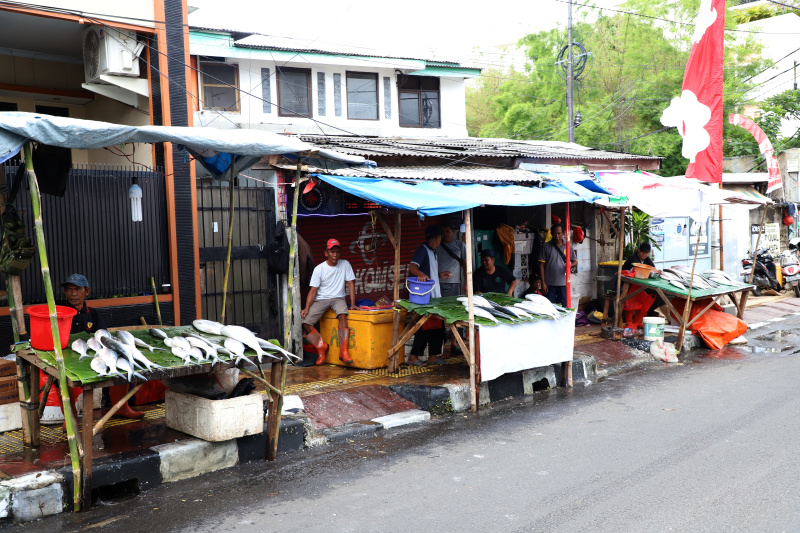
[322,166,546,183]
[295,135,662,161]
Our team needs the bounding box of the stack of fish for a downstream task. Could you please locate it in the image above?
[456,294,568,324]
[660,265,744,291]
[73,320,298,379]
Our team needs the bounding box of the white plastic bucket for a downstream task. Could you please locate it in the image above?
[643,316,666,341]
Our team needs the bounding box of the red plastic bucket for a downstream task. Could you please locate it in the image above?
[27,305,77,350]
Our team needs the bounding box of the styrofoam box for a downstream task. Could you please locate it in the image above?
[165,390,264,442]
[0,402,21,432]
[515,240,533,255]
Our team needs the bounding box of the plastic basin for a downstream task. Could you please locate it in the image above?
[27,304,77,350]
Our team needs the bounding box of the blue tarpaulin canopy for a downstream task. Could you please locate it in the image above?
[312,173,601,216]
[0,112,367,175]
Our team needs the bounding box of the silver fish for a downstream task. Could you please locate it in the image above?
[669,279,686,290]
[171,346,192,365]
[255,338,294,361]
[100,337,137,373]
[462,305,499,324]
[97,348,121,376]
[131,349,160,372]
[186,337,220,364]
[116,357,145,382]
[150,328,168,341]
[94,329,112,344]
[193,319,225,335]
[115,330,137,347]
[133,337,164,352]
[220,325,264,362]
[170,336,191,352]
[189,346,206,363]
[90,356,109,376]
[72,339,90,360]
[87,337,103,353]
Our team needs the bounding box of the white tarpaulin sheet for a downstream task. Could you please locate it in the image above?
[0,112,366,167]
[477,310,576,382]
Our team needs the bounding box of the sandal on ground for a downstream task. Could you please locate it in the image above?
[407,359,427,366]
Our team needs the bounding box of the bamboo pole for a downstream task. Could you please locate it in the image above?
[677,227,703,354]
[389,211,401,373]
[24,143,82,511]
[613,207,626,329]
[464,209,477,412]
[220,160,236,324]
[749,207,768,285]
[151,277,162,326]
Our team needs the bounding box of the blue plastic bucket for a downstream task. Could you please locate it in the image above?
[406,277,436,304]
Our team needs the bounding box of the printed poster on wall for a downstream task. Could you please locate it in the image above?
[689,217,708,255]
[752,222,780,255]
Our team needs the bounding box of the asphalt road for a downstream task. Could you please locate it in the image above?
[13,317,800,533]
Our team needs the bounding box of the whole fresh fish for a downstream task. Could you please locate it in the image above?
[72,339,90,360]
[94,329,112,344]
[515,302,560,319]
[186,337,220,364]
[189,346,206,363]
[523,294,561,316]
[461,305,499,324]
[220,325,265,362]
[489,302,533,320]
[456,295,493,308]
[671,264,691,272]
[90,356,109,376]
[100,337,137,372]
[149,328,169,341]
[477,305,516,321]
[660,271,680,282]
[115,330,137,347]
[97,347,121,376]
[87,337,103,353]
[669,279,686,290]
[131,349,160,372]
[255,338,297,361]
[224,338,246,363]
[170,336,192,352]
[171,346,192,365]
[193,319,225,335]
[116,357,145,382]
[133,336,165,352]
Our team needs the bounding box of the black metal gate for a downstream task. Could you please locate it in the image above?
[197,176,278,339]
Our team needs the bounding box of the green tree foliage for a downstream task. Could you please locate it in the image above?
[467,0,769,176]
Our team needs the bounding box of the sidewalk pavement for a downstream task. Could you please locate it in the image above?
[3,291,798,523]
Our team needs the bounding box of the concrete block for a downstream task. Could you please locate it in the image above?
[388,384,451,413]
[297,414,328,449]
[479,381,490,406]
[152,439,238,483]
[0,402,21,433]
[320,421,382,443]
[721,303,736,316]
[2,471,63,493]
[165,390,264,442]
[372,409,430,429]
[0,487,9,518]
[11,483,63,522]
[522,366,557,394]
[487,372,524,402]
[442,381,471,412]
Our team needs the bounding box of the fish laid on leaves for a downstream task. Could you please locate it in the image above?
[193,319,225,335]
[90,356,110,376]
[186,337,220,364]
[460,305,499,324]
[171,346,192,365]
[72,339,90,360]
[94,329,112,344]
[149,328,169,341]
[115,357,146,382]
[96,348,122,377]
[87,337,103,353]
[220,325,265,362]
[224,338,247,363]
[100,337,138,378]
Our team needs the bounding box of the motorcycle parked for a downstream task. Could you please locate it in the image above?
[741,247,782,296]
[782,238,800,297]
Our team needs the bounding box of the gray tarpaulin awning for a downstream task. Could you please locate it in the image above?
[0,112,367,172]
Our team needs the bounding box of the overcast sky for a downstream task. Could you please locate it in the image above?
[188,0,623,69]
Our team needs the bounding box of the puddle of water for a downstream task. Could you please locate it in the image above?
[754,330,797,343]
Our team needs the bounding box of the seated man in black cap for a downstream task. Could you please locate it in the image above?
[474,249,517,296]
[61,273,142,420]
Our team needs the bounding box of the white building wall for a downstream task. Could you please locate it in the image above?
[192,57,470,138]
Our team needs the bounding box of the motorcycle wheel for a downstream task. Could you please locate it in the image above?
[752,287,763,297]
[794,284,800,298]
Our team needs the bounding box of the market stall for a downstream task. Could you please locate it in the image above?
[306,172,600,409]
[0,112,365,511]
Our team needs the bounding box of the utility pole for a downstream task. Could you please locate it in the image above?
[567,0,575,143]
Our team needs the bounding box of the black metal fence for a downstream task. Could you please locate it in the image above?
[2,163,169,303]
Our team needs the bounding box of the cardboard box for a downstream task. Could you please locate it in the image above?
[0,402,21,432]
[0,359,16,378]
[0,376,17,405]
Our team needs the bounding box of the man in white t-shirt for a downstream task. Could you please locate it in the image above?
[301,239,357,364]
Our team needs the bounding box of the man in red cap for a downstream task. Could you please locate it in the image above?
[301,239,357,364]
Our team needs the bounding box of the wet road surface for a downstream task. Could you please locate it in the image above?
[9,317,800,532]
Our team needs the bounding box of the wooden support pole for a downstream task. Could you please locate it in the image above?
[37,375,53,418]
[92,384,144,435]
[81,388,93,510]
[239,367,282,396]
[24,143,82,511]
[220,160,236,324]
[389,212,402,373]
[465,209,478,412]
[613,207,626,328]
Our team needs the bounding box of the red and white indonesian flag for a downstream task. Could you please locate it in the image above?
[660,0,725,183]
[729,114,782,194]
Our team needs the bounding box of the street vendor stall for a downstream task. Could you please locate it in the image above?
[0,112,366,511]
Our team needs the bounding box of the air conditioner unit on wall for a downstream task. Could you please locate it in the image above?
[82,25,144,84]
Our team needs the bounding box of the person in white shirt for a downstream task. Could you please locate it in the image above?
[301,239,357,364]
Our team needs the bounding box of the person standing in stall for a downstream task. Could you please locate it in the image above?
[538,224,577,307]
[438,223,466,297]
[407,225,448,366]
